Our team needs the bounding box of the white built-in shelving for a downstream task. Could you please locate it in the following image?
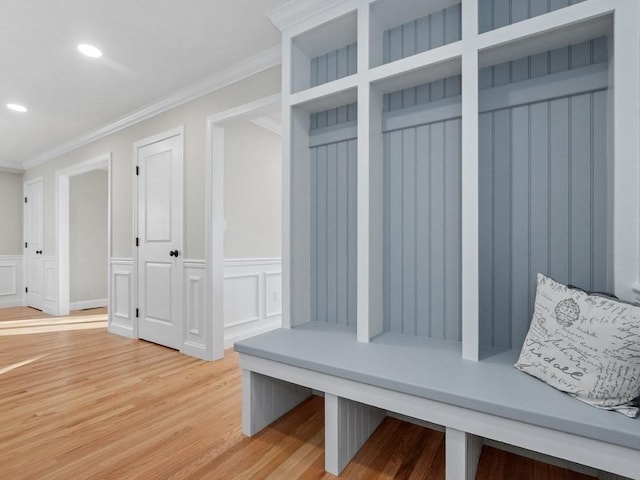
[271,0,640,361]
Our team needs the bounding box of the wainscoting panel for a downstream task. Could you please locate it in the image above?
[109,258,134,338]
[43,256,58,315]
[0,255,24,308]
[183,260,207,358]
[224,258,282,349]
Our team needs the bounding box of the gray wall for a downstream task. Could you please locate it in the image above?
[309,105,357,327]
[70,170,108,304]
[23,66,281,260]
[0,172,24,255]
[224,119,281,259]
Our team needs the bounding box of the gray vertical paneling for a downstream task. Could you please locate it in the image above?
[510,106,530,349]
[310,147,318,323]
[429,122,446,339]
[592,91,608,292]
[548,98,570,284]
[570,94,593,288]
[316,145,328,323]
[415,125,431,337]
[383,115,462,341]
[310,43,357,88]
[336,141,349,326]
[528,102,550,316]
[347,139,358,325]
[382,4,461,65]
[478,112,494,348]
[444,119,461,340]
[492,109,512,348]
[310,131,357,327]
[479,0,587,33]
[384,75,461,113]
[479,38,606,89]
[388,130,403,333]
[479,75,608,349]
[326,143,339,323]
[402,128,417,335]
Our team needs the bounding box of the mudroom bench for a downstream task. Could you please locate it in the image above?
[235,322,640,480]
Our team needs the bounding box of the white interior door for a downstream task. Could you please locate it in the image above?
[136,130,183,350]
[25,179,44,310]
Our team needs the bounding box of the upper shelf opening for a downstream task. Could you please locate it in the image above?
[291,11,358,94]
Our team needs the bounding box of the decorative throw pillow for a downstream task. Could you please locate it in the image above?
[514,273,640,417]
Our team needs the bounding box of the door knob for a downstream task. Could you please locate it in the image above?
[36,250,42,255]
[169,250,179,257]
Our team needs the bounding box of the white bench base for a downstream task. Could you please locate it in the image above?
[239,353,638,480]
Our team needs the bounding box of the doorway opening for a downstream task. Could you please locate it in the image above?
[207,93,281,360]
[56,154,111,318]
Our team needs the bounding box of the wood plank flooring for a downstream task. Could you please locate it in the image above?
[0,307,596,479]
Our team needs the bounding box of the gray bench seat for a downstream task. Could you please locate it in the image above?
[235,321,640,479]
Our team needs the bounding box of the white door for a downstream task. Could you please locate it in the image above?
[136,130,183,350]
[25,179,44,310]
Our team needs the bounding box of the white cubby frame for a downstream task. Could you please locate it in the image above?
[274,0,640,361]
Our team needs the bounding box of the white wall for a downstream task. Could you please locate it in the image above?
[224,119,281,259]
[22,66,281,261]
[0,172,24,255]
[70,169,108,306]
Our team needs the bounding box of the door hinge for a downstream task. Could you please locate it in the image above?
[25,287,28,293]
[25,242,28,249]
[24,196,28,204]
[135,237,139,247]
[135,308,139,318]
[136,166,139,176]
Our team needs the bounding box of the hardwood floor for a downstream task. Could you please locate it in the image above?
[0,307,595,480]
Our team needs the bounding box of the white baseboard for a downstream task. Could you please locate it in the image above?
[225,318,281,350]
[108,322,134,339]
[0,298,26,308]
[70,298,108,311]
[182,340,210,361]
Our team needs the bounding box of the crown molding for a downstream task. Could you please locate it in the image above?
[251,116,282,136]
[0,161,25,173]
[267,0,350,32]
[22,45,282,170]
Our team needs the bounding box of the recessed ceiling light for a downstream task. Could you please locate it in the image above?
[6,103,27,113]
[77,44,103,58]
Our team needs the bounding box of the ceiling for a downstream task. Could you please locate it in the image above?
[0,0,288,170]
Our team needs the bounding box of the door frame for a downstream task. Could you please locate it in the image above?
[205,93,281,361]
[133,126,184,344]
[55,153,112,317]
[23,176,44,310]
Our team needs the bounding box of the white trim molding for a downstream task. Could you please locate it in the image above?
[70,299,108,311]
[0,161,24,173]
[23,46,281,170]
[223,258,282,349]
[206,93,283,360]
[183,260,209,360]
[0,255,24,308]
[42,256,58,315]
[109,258,134,338]
[55,153,112,317]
